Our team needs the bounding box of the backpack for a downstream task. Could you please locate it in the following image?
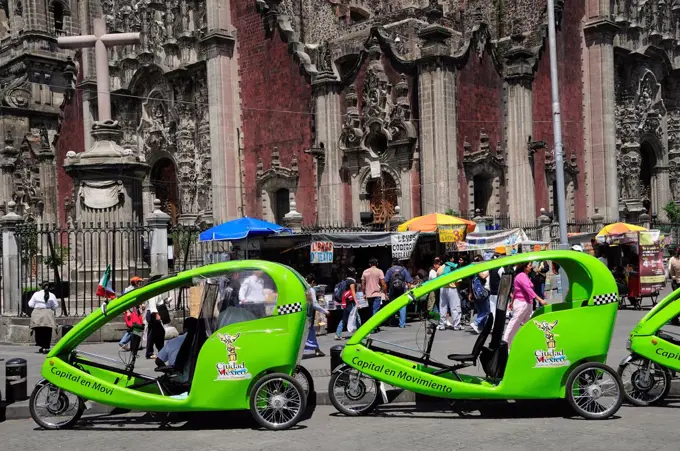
[333,279,348,303]
[441,262,457,276]
[472,276,489,301]
[388,267,406,296]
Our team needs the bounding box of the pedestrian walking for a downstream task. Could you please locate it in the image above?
[334,268,361,340]
[668,247,680,291]
[145,292,166,359]
[503,262,547,348]
[119,306,144,351]
[361,258,386,330]
[470,270,491,334]
[436,254,462,330]
[488,255,503,315]
[385,258,413,328]
[304,274,329,357]
[29,281,58,354]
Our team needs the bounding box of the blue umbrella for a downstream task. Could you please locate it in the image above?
[199,217,291,258]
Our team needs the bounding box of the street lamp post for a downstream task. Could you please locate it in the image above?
[546,0,570,292]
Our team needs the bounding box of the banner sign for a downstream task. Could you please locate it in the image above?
[391,232,419,260]
[640,241,666,295]
[438,224,467,243]
[310,241,334,264]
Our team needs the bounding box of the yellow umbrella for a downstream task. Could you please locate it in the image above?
[596,222,647,237]
[397,213,477,233]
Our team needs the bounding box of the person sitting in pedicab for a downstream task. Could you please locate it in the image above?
[155,317,198,371]
[238,270,267,318]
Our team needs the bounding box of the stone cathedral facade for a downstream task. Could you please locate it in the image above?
[2,0,679,227]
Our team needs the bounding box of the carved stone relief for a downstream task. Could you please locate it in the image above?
[668,109,680,201]
[256,147,298,223]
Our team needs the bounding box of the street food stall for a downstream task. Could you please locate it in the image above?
[596,223,665,309]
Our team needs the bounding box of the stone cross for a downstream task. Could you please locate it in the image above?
[57,18,140,122]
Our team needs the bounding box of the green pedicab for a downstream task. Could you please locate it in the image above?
[618,286,680,406]
[29,260,315,430]
[328,251,625,420]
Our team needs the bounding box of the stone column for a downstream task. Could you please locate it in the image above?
[283,200,303,233]
[656,166,671,219]
[417,12,458,214]
[0,132,17,211]
[314,77,343,225]
[1,201,23,315]
[201,1,240,223]
[583,17,619,220]
[504,32,536,223]
[147,199,170,276]
[36,142,58,224]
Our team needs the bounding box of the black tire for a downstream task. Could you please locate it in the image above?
[618,357,671,406]
[328,365,380,416]
[249,373,307,430]
[566,362,623,420]
[29,380,85,430]
[293,365,314,397]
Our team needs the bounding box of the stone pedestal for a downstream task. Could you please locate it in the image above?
[417,17,459,214]
[591,207,605,232]
[64,120,149,284]
[390,206,406,231]
[147,199,171,276]
[1,202,23,315]
[538,208,552,243]
[283,200,303,233]
[504,32,536,223]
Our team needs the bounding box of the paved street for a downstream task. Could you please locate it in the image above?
[1,403,680,451]
[1,290,679,449]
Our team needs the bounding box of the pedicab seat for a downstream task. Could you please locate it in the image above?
[154,326,196,376]
[447,313,493,364]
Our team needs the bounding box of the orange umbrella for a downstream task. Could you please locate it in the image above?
[397,213,476,233]
[596,222,647,238]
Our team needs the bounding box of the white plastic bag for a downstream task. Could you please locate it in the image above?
[347,305,358,333]
[163,325,179,339]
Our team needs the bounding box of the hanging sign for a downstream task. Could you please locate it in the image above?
[391,232,419,260]
[310,241,334,264]
[640,240,666,295]
[438,225,467,243]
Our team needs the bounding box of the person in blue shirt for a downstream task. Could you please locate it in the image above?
[155,317,197,368]
[384,258,413,328]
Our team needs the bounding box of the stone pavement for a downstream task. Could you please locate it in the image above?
[1,292,677,421]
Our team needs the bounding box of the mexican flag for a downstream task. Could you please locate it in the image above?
[96,265,116,299]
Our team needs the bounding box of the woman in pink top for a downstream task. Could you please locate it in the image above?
[503,261,547,348]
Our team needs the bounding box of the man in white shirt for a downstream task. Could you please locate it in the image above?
[239,271,267,317]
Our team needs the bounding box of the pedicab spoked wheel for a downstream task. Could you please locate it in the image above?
[249,373,307,430]
[618,356,671,406]
[29,379,85,430]
[293,365,314,397]
[328,364,380,416]
[566,362,623,420]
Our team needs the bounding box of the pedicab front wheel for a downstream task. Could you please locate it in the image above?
[328,365,380,416]
[618,356,671,406]
[29,379,85,430]
[566,362,624,420]
[249,373,307,430]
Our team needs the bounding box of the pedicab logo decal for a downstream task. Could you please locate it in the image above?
[215,332,252,381]
[533,320,570,368]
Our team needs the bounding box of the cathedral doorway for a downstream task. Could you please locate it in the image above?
[151,158,179,224]
[274,188,290,225]
[473,173,493,216]
[366,172,398,225]
[640,142,657,214]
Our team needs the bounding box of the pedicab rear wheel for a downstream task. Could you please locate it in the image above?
[566,362,623,420]
[618,356,671,406]
[328,365,380,416]
[293,365,314,397]
[249,373,307,430]
[29,379,85,430]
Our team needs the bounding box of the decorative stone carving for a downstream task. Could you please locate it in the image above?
[668,109,680,201]
[13,134,43,218]
[256,147,299,222]
[463,130,505,217]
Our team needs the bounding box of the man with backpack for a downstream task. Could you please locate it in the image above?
[436,253,462,331]
[385,258,413,328]
[470,270,491,334]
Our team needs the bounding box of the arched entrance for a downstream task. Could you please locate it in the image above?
[473,173,493,216]
[366,172,397,225]
[151,158,179,224]
[640,141,657,214]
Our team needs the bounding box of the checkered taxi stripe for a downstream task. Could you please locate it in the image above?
[592,293,618,305]
[277,302,303,315]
